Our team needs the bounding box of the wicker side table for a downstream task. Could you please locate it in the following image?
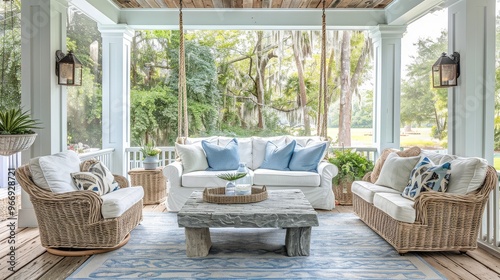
[128,167,166,205]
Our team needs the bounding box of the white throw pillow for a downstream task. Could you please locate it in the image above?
[374,152,421,192]
[29,150,81,193]
[446,157,488,194]
[175,142,209,173]
[185,136,218,145]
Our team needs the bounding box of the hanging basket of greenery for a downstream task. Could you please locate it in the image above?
[328,149,374,205]
[0,108,41,156]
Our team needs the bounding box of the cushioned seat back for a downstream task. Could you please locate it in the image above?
[29,150,81,193]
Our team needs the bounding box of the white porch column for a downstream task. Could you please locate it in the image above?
[447,0,496,163]
[19,0,68,227]
[99,25,134,176]
[370,25,407,155]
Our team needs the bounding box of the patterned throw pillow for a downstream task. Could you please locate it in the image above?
[402,157,451,200]
[71,172,106,195]
[77,160,120,195]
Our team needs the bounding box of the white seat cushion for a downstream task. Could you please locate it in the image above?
[373,192,416,223]
[253,169,319,187]
[29,150,81,193]
[351,181,400,203]
[101,186,144,219]
[182,170,255,188]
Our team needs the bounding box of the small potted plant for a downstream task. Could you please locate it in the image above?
[0,108,42,156]
[140,142,162,170]
[216,172,247,196]
[328,148,374,205]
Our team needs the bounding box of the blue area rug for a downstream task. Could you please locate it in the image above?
[69,212,445,279]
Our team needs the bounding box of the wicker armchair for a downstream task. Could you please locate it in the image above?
[15,164,143,255]
[353,165,497,254]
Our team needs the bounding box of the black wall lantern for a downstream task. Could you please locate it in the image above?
[55,50,82,86]
[432,52,460,88]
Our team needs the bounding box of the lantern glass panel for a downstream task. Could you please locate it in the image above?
[59,62,74,84]
[432,65,441,88]
[440,64,457,86]
[74,65,82,86]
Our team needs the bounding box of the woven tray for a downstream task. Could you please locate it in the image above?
[203,186,267,204]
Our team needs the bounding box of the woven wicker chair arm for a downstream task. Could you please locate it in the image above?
[362,172,372,182]
[114,174,130,188]
[32,190,103,224]
[414,166,497,225]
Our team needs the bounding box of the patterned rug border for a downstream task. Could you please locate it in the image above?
[69,212,446,280]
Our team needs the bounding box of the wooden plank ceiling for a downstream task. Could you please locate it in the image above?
[114,0,394,9]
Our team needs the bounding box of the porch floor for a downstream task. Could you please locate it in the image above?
[2,204,500,279]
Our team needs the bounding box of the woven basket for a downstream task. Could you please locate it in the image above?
[203,186,268,204]
[333,179,353,205]
[0,134,37,156]
[128,167,166,204]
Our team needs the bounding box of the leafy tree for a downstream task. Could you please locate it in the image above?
[401,31,448,140]
[0,0,21,111]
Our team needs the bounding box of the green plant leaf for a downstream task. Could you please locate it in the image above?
[0,108,42,134]
[216,172,247,181]
[328,149,374,184]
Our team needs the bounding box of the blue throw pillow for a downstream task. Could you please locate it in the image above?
[289,142,327,172]
[259,140,296,171]
[202,138,240,171]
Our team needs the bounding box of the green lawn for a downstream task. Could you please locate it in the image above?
[328,127,500,170]
[327,127,444,149]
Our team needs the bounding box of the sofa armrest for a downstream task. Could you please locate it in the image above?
[164,161,183,188]
[414,166,497,225]
[318,161,338,189]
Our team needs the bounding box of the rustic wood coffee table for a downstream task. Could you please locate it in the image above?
[177,189,319,257]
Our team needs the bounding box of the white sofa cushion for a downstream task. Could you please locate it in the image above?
[447,157,488,194]
[286,136,322,147]
[182,170,255,188]
[220,137,253,169]
[373,192,416,223]
[101,186,144,219]
[374,152,420,192]
[29,150,80,193]
[351,181,400,203]
[253,168,319,187]
[185,136,218,145]
[252,136,287,169]
[175,142,209,173]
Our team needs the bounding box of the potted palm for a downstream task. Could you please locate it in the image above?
[328,149,374,205]
[0,108,42,156]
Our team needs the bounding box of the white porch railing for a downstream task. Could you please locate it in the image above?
[79,148,115,169]
[125,147,176,173]
[330,146,378,162]
[0,153,21,188]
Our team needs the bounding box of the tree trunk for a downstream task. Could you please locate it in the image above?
[338,31,352,146]
[292,31,310,135]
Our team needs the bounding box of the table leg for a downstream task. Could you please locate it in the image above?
[285,227,312,256]
[185,227,212,257]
